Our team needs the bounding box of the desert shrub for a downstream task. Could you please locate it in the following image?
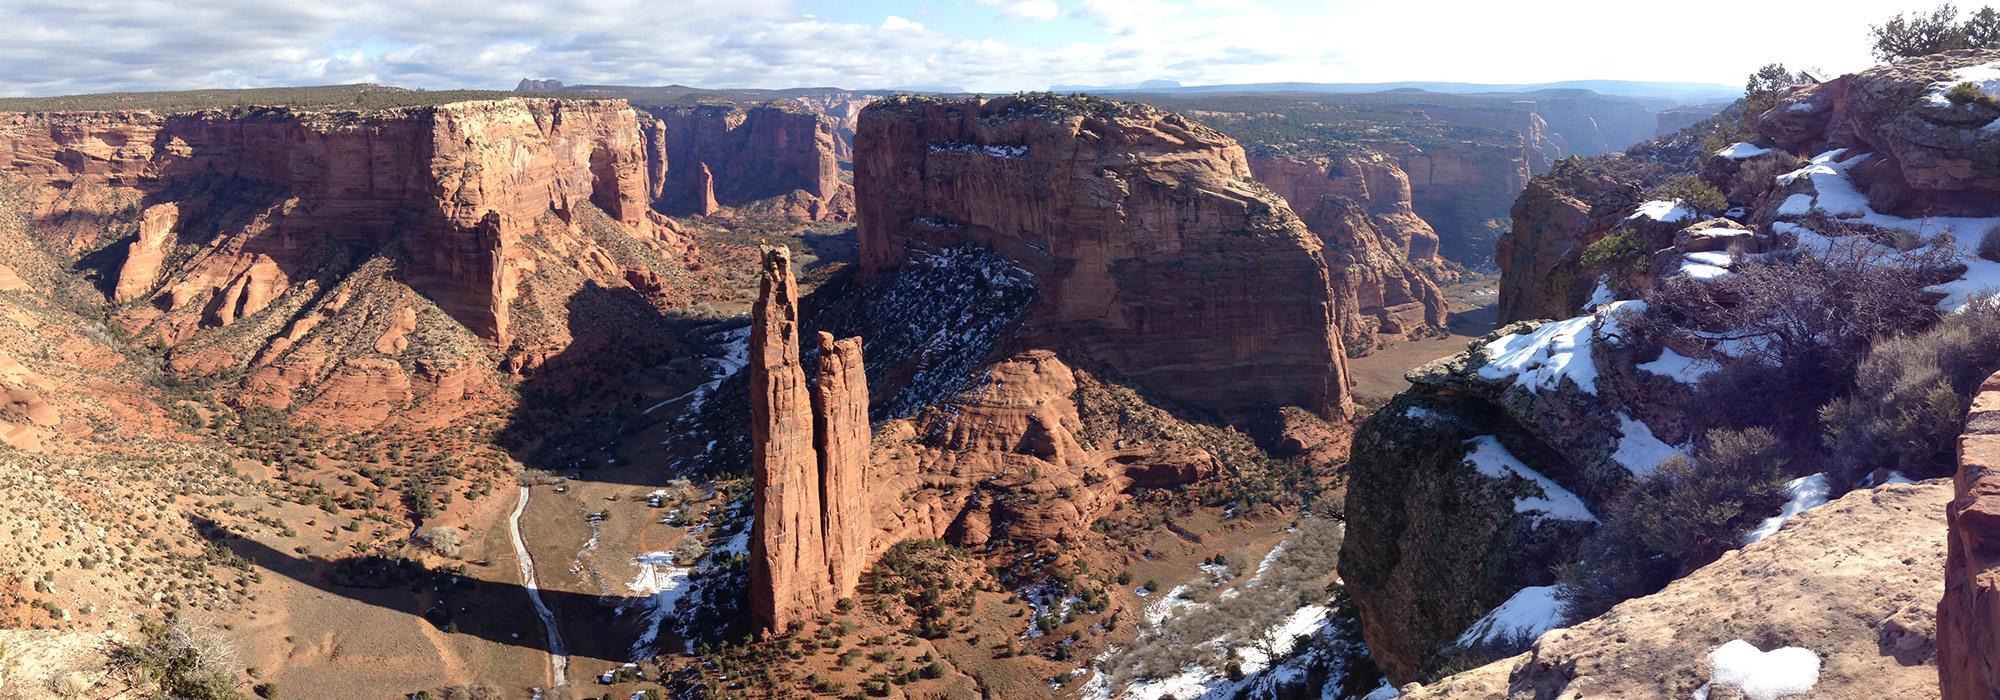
[1821,299,2000,485]
[1649,175,1729,217]
[1580,227,1654,284]
[416,527,462,558]
[1981,224,2000,263]
[1726,151,1805,205]
[1643,238,1961,439]
[1872,4,2000,60]
[1556,428,1789,620]
[108,617,247,700]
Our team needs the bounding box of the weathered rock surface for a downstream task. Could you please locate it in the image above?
[855,95,1350,423]
[748,247,873,632]
[1494,165,1642,323]
[1390,138,1537,266]
[1250,152,1450,351]
[750,246,832,632]
[1339,304,1707,681]
[871,350,1216,549]
[641,103,853,222]
[1940,372,2000,699]
[1758,48,2000,217]
[0,98,692,429]
[814,330,871,601]
[1407,481,1950,700]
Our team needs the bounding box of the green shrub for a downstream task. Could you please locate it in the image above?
[1821,299,2000,485]
[1871,4,2000,61]
[1580,227,1654,283]
[1649,175,1728,217]
[1556,428,1789,620]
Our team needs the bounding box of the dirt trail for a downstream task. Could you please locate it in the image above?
[510,484,571,688]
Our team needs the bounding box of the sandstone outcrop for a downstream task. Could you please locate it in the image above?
[641,103,853,222]
[1494,163,1643,323]
[855,94,1350,423]
[1940,372,2000,699]
[1250,152,1450,351]
[748,247,871,633]
[1757,48,2000,217]
[814,331,871,600]
[1406,480,1950,700]
[870,350,1217,549]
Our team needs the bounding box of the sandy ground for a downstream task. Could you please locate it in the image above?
[1346,275,1499,406]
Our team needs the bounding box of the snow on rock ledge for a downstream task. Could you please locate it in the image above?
[1398,480,1949,700]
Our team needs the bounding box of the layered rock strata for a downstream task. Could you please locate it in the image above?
[854,95,1350,423]
[1250,152,1449,350]
[640,103,854,221]
[748,246,871,633]
[0,98,690,428]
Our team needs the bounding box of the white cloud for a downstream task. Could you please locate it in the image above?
[998,1,1061,21]
[0,0,1964,98]
[880,15,925,31]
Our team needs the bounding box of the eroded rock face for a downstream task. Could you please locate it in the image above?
[814,331,872,601]
[1389,139,1537,267]
[1250,153,1450,352]
[641,103,853,222]
[1940,372,2000,700]
[1408,481,1950,700]
[0,99,689,430]
[1494,167,1642,323]
[750,246,832,632]
[871,350,1216,549]
[855,95,1351,423]
[749,247,873,632]
[1759,48,2000,217]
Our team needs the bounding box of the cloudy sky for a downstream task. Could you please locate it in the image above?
[0,0,1960,97]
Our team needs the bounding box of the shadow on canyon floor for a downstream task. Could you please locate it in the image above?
[192,515,661,661]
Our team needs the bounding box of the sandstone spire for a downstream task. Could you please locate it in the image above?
[748,246,830,632]
[814,331,871,600]
[748,248,873,633]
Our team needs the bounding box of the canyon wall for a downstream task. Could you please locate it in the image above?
[854,94,1350,423]
[1385,139,1536,267]
[640,103,853,222]
[1249,152,1449,351]
[0,98,690,428]
[749,246,871,632]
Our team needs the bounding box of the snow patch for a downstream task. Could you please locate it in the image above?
[1743,473,1831,545]
[1638,346,1717,385]
[1580,276,1616,312]
[1715,142,1772,160]
[1454,586,1565,648]
[1462,436,1597,524]
[1611,414,1680,477]
[1479,315,1601,395]
[1699,640,1821,700]
[1629,199,1697,223]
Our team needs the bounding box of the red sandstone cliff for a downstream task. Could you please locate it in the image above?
[641,103,854,222]
[1250,152,1449,351]
[854,95,1351,423]
[815,331,872,601]
[749,247,872,632]
[0,98,691,429]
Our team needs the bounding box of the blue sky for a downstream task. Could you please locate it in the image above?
[0,0,1966,97]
